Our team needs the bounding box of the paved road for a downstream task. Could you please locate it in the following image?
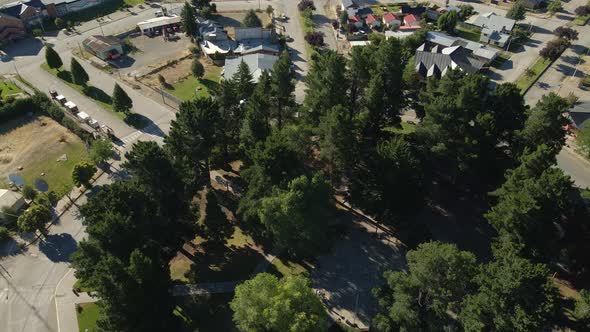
[558,147,590,189]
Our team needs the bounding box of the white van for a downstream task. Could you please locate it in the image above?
[155,10,163,17]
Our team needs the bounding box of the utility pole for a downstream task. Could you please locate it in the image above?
[97,16,105,36]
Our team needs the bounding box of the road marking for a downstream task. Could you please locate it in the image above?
[54,268,73,332]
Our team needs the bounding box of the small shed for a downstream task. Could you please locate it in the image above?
[82,35,124,61]
[0,189,25,219]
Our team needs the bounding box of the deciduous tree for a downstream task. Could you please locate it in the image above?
[507,0,526,20]
[518,92,570,153]
[17,204,51,233]
[72,161,96,188]
[437,10,458,33]
[89,138,113,164]
[231,273,326,332]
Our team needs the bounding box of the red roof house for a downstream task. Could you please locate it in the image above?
[403,14,421,27]
[365,14,380,28]
[382,12,401,27]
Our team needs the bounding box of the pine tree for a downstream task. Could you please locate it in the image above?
[181,2,197,36]
[191,58,205,79]
[45,45,63,71]
[112,83,133,115]
[232,60,255,101]
[270,51,295,128]
[70,58,89,86]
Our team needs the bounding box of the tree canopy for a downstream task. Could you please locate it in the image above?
[243,9,262,27]
[230,273,326,332]
[45,45,62,70]
[373,242,477,331]
[70,58,89,86]
[112,83,133,115]
[507,0,526,20]
[72,161,96,188]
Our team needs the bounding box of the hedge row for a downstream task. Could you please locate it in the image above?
[0,93,94,142]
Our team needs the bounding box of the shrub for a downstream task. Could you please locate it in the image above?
[0,226,9,242]
[539,38,570,61]
[305,31,324,47]
[55,18,65,30]
[554,26,578,40]
[158,74,166,86]
[22,185,37,201]
[298,0,315,11]
[575,5,590,16]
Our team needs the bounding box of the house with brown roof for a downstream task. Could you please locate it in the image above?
[0,12,25,43]
[82,35,124,60]
[365,14,380,28]
[382,12,401,28]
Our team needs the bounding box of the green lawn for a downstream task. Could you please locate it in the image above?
[269,257,309,277]
[455,26,481,42]
[574,14,590,26]
[0,81,23,99]
[123,0,144,6]
[41,63,147,128]
[515,57,552,93]
[165,65,221,101]
[41,63,117,114]
[170,226,264,283]
[384,122,417,135]
[369,4,402,17]
[19,139,88,197]
[76,302,101,332]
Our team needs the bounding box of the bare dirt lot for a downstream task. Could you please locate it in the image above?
[215,11,272,38]
[0,115,88,196]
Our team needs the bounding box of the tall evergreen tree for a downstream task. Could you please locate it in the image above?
[232,60,255,101]
[373,242,477,331]
[318,105,355,182]
[70,58,89,86]
[45,45,62,71]
[112,83,133,115]
[486,144,574,259]
[350,137,424,225]
[304,50,348,124]
[240,72,272,151]
[181,2,197,36]
[518,92,570,154]
[460,245,558,331]
[270,51,295,128]
[165,97,221,187]
[347,45,372,118]
[242,9,262,27]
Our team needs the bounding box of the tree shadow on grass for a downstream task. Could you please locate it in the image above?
[186,242,265,283]
[83,85,112,105]
[57,70,73,83]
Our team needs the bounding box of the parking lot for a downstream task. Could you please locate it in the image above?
[112,33,192,75]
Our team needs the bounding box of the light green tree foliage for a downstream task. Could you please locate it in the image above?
[90,138,113,164]
[460,244,558,331]
[258,173,334,255]
[576,122,590,157]
[574,289,590,328]
[373,242,477,331]
[17,204,51,233]
[231,273,326,332]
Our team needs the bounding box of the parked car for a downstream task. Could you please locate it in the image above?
[155,10,163,17]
